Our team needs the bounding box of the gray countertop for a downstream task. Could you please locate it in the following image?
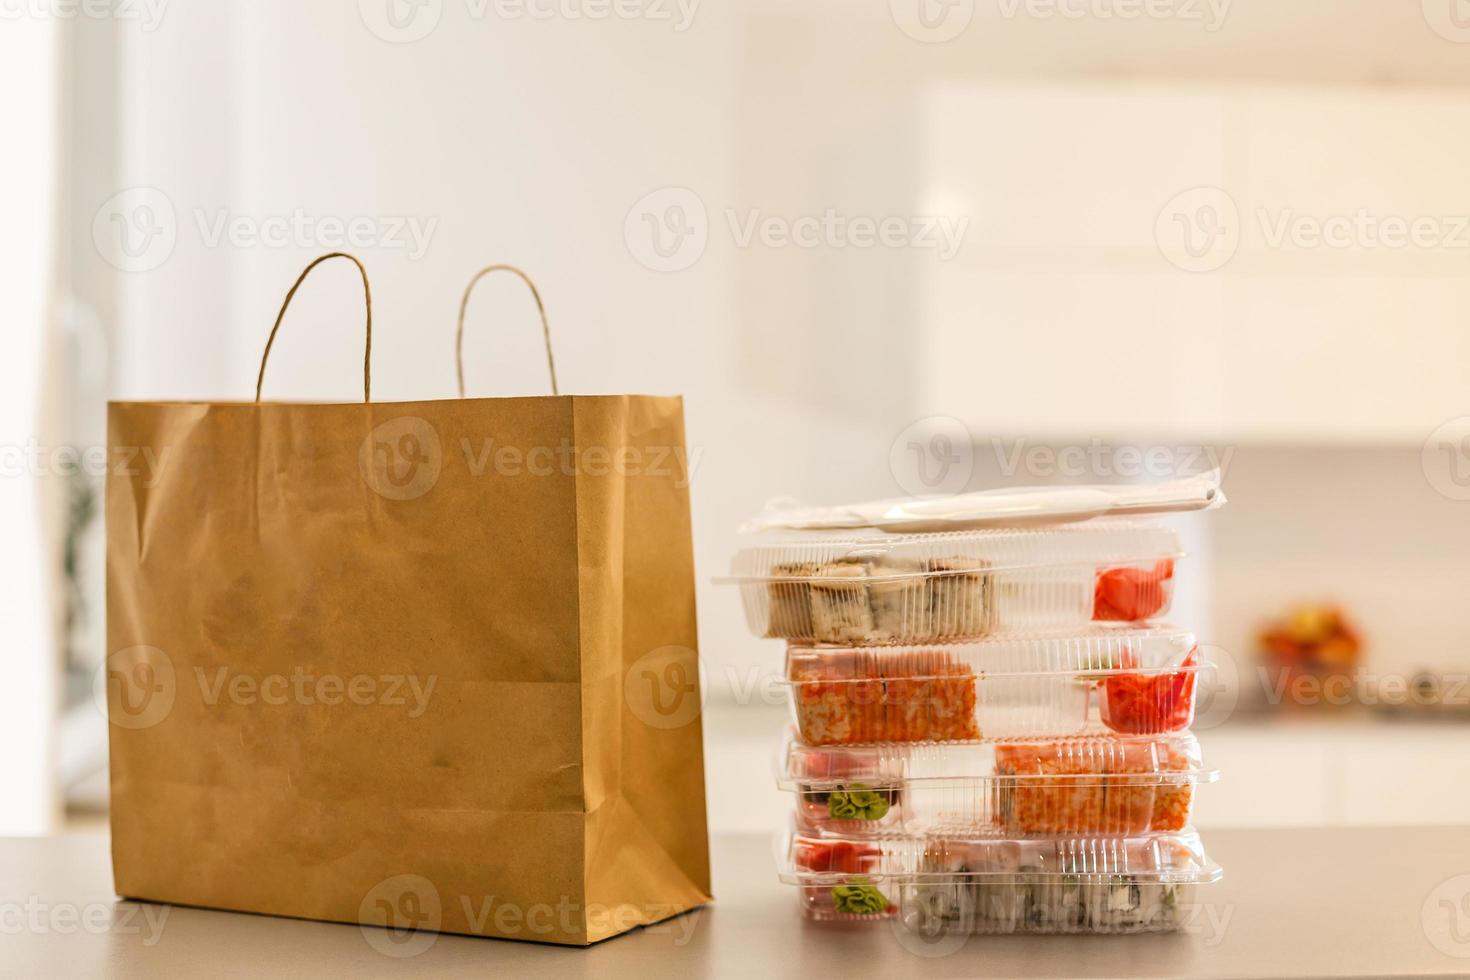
[4,827,1469,978]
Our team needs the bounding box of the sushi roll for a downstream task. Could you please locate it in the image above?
[809,560,876,643]
[1093,874,1144,930]
[902,877,973,940]
[765,562,818,638]
[868,557,929,641]
[926,557,993,639]
[788,648,980,745]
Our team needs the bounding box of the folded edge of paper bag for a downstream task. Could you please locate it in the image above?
[573,394,713,945]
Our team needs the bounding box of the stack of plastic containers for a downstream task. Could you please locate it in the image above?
[726,502,1222,940]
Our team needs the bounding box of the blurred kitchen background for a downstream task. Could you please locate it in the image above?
[7,0,1470,837]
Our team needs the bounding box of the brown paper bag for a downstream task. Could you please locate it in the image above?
[105,253,711,947]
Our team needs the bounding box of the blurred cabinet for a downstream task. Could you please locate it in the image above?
[917,81,1470,442]
[1195,721,1470,827]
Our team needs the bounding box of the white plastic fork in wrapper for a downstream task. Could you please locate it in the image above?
[740,470,1225,534]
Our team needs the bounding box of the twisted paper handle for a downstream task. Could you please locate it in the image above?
[255,252,373,403]
[455,264,559,397]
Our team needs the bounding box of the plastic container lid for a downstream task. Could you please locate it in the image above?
[784,828,1219,884]
[724,520,1181,644]
[742,471,1225,533]
[781,730,1217,838]
[781,827,1221,934]
[785,625,1205,743]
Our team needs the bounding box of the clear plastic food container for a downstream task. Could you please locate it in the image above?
[726,521,1180,645]
[782,731,1216,837]
[786,626,1204,743]
[783,829,1220,935]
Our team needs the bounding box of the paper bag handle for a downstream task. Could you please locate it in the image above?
[255,252,373,403]
[455,264,560,397]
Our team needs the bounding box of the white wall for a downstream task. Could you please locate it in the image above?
[2,12,60,835]
[108,4,927,707]
[84,1,1470,840]
[917,79,1470,443]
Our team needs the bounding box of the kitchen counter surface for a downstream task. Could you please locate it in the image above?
[4,827,1468,979]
